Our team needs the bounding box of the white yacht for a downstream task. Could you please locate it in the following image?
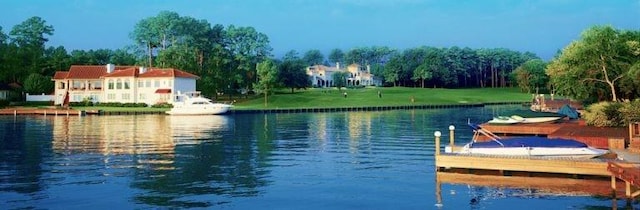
[166,91,232,115]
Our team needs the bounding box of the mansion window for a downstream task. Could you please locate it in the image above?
[122,93,130,100]
[72,81,83,90]
[108,80,114,89]
[139,93,146,100]
[124,80,130,89]
[107,93,115,100]
[93,81,102,89]
[154,80,160,88]
[146,80,151,87]
[116,79,122,89]
[138,81,144,88]
[90,94,100,101]
[58,82,65,89]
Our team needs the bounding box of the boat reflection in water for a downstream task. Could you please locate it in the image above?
[435,171,633,209]
[168,115,231,145]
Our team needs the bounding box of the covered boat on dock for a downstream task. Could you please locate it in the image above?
[488,110,566,124]
[445,124,609,159]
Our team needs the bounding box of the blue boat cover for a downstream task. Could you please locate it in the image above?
[470,136,588,148]
[557,104,580,119]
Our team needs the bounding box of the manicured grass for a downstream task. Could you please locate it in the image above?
[233,87,533,110]
[66,87,533,111]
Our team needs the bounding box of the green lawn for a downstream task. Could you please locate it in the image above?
[233,87,533,110]
[67,87,533,111]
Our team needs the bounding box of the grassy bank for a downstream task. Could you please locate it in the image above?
[67,87,531,112]
[233,87,532,110]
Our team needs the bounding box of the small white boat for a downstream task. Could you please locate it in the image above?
[487,110,565,124]
[487,116,524,124]
[510,115,562,123]
[166,91,232,115]
[445,123,608,159]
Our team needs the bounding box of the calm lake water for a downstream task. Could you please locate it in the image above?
[0,105,637,209]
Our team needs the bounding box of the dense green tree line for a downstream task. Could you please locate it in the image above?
[1,12,637,104]
[325,46,538,88]
[547,25,640,103]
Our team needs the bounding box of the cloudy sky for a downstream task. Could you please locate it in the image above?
[1,0,638,60]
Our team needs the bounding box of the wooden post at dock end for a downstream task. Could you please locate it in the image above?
[434,131,442,156]
[449,125,455,148]
[611,175,617,195]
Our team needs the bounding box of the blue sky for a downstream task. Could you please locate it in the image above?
[1,0,638,60]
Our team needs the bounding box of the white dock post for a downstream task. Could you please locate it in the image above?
[434,131,442,156]
[449,125,455,148]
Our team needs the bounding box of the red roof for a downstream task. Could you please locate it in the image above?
[155,89,172,93]
[102,67,139,78]
[53,72,69,80]
[52,65,199,80]
[66,65,108,79]
[140,68,200,79]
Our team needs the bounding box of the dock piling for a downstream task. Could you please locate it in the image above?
[449,125,455,148]
[434,131,441,156]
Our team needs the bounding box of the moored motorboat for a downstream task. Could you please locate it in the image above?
[488,110,566,124]
[509,115,563,123]
[445,123,608,159]
[166,91,233,115]
[487,116,525,124]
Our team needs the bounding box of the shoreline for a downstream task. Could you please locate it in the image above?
[0,102,529,116]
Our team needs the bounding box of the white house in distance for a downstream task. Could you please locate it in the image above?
[306,63,381,88]
[52,64,199,106]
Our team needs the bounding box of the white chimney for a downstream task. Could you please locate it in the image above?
[106,63,115,73]
[367,64,371,73]
[139,66,147,74]
[336,62,340,70]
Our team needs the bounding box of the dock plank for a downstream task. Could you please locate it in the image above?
[436,153,636,177]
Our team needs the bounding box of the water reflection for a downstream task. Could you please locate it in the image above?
[0,116,52,195]
[435,172,635,209]
[2,106,635,209]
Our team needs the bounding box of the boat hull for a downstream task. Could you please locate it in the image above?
[165,104,232,115]
[510,116,562,123]
[455,146,608,159]
[487,116,524,124]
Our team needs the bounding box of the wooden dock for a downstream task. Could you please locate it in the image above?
[0,108,84,116]
[608,162,640,200]
[480,122,562,136]
[434,128,640,205]
[433,129,639,178]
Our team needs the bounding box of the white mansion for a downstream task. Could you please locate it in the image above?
[52,64,199,106]
[306,63,381,88]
